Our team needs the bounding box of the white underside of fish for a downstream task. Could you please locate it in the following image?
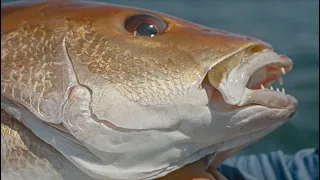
[1,96,282,180]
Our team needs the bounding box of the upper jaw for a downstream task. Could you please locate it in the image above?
[207,49,297,110]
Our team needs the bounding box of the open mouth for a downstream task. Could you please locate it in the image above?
[204,47,298,112]
[199,48,299,177]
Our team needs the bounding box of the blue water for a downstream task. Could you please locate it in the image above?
[2,0,319,155]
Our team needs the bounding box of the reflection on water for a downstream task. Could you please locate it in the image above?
[2,0,319,155]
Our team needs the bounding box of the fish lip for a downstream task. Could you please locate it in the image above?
[238,89,298,110]
[208,50,295,109]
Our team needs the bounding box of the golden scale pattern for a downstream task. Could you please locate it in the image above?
[1,24,68,116]
[66,21,201,105]
[1,18,202,116]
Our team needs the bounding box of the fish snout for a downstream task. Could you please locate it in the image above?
[202,45,297,113]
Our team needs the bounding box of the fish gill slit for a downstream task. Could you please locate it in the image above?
[63,36,81,89]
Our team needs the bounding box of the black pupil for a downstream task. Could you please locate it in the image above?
[136,22,158,36]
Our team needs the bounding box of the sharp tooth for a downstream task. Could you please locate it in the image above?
[260,84,265,89]
[270,86,274,90]
[276,88,280,92]
[281,67,286,75]
[282,88,286,94]
[278,77,283,86]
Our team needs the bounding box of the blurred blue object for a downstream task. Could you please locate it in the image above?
[219,148,319,180]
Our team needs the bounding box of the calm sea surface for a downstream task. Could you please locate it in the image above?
[2,0,319,155]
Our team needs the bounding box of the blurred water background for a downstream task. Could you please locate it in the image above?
[2,0,319,156]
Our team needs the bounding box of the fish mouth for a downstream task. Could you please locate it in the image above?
[204,47,298,113]
[198,47,298,176]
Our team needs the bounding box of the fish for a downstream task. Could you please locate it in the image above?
[1,1,298,180]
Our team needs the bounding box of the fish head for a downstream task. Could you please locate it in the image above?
[63,2,297,139]
[59,3,298,177]
[1,1,298,179]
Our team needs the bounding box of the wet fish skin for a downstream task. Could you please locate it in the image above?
[1,1,297,180]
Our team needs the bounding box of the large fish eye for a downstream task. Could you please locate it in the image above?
[125,14,167,37]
